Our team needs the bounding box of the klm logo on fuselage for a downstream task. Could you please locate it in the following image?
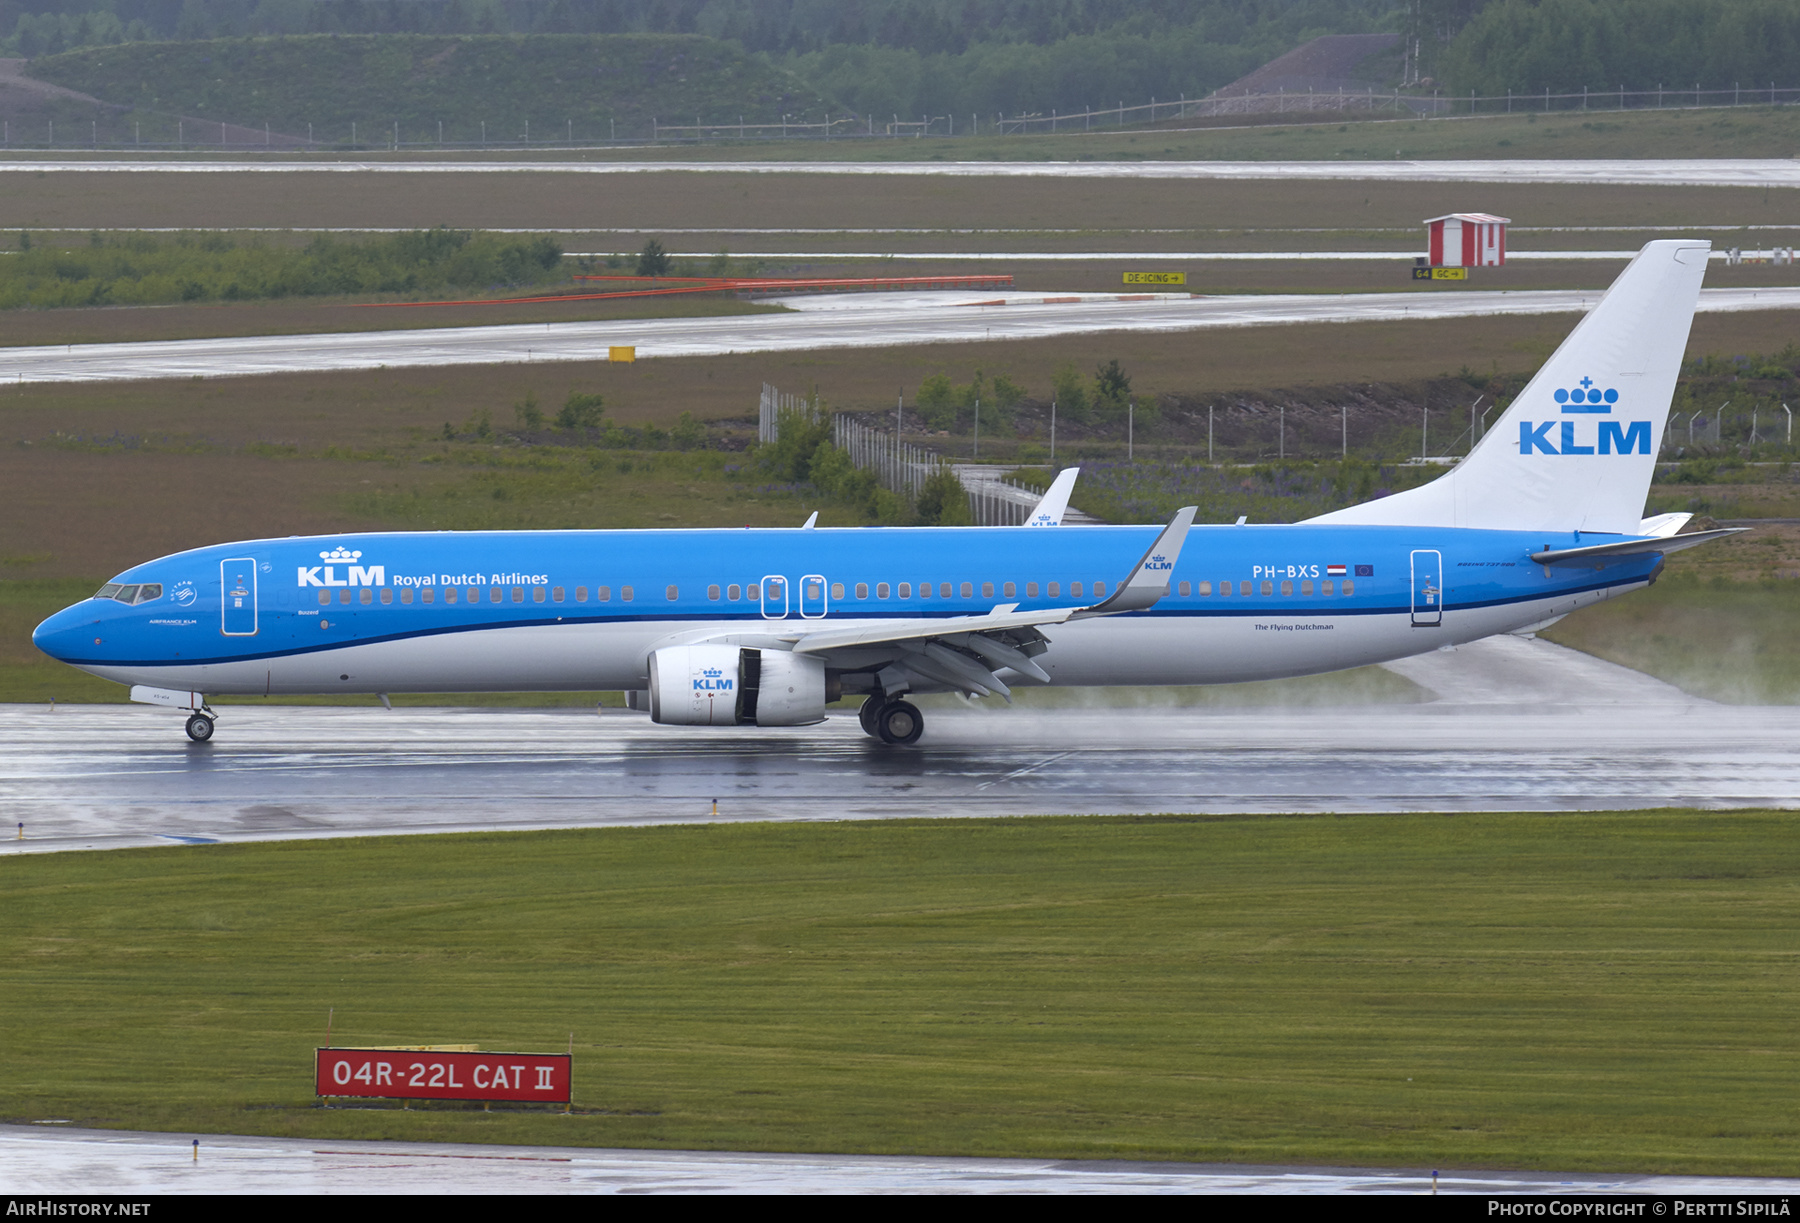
[1518,377,1651,456]
[297,546,385,588]
[695,667,734,693]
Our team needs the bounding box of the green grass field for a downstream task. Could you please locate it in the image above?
[4,813,1798,1172]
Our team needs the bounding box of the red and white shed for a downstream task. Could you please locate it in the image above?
[1425,213,1510,267]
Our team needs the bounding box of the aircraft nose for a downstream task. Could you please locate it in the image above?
[32,602,99,662]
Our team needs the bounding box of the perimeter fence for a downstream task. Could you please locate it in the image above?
[10,82,1798,150]
[759,383,1040,525]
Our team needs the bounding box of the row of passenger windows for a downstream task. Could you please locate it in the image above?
[1184,578,1355,598]
[318,585,636,606]
[315,577,1356,608]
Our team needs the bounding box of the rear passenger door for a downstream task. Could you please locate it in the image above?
[1410,550,1443,628]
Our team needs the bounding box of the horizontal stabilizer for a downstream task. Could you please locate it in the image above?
[1530,527,1746,566]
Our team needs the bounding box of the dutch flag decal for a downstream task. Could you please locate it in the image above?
[1326,564,1348,577]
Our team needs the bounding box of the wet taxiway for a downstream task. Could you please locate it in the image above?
[5,1125,1798,1195]
[5,285,1798,385]
[3,638,1791,856]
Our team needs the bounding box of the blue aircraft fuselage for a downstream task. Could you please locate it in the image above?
[33,523,1658,695]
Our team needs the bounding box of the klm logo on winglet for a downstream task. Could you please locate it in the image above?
[694,667,734,693]
[1144,554,1172,572]
[297,546,386,588]
[1518,377,1650,455]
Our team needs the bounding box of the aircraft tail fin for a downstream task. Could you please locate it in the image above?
[1025,467,1080,526]
[1307,240,1710,535]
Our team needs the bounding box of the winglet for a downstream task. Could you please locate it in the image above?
[801,511,819,530]
[1025,468,1080,526]
[1076,506,1197,617]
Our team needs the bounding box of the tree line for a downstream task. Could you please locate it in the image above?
[1438,0,1800,94]
[12,1,1793,122]
[4,0,1391,58]
[4,0,1392,120]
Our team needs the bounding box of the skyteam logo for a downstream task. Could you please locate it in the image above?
[1518,376,1651,456]
[297,545,386,589]
[694,666,734,693]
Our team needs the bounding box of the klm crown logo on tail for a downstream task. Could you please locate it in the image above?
[1518,377,1651,457]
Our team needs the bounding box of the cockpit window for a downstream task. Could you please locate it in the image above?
[94,582,161,603]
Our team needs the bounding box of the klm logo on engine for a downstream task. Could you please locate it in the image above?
[297,546,385,588]
[1518,377,1651,456]
[694,667,734,693]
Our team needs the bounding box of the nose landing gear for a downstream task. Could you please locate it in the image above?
[859,696,924,746]
[184,713,216,742]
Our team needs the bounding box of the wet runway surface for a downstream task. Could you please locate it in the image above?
[7,157,1800,188]
[7,642,1796,1193]
[4,637,1792,855]
[5,286,1798,385]
[5,1125,1798,1195]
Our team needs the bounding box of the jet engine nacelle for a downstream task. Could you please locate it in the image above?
[648,644,743,726]
[750,648,828,726]
[647,645,827,727]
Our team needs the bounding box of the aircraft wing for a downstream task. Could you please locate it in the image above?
[775,506,1198,699]
[786,605,1076,654]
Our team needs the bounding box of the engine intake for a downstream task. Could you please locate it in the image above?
[648,645,827,727]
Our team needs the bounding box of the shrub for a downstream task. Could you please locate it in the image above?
[1051,361,1091,422]
[555,392,606,431]
[991,373,1026,412]
[670,411,706,451]
[759,406,833,482]
[915,465,973,526]
[636,239,670,278]
[1092,358,1132,422]
[915,373,958,430]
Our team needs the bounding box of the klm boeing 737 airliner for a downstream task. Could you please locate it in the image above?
[33,241,1740,745]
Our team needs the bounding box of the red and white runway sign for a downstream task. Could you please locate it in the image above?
[316,1048,571,1104]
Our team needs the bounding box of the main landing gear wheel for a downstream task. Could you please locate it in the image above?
[859,696,884,737]
[874,700,924,746]
[184,713,215,743]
